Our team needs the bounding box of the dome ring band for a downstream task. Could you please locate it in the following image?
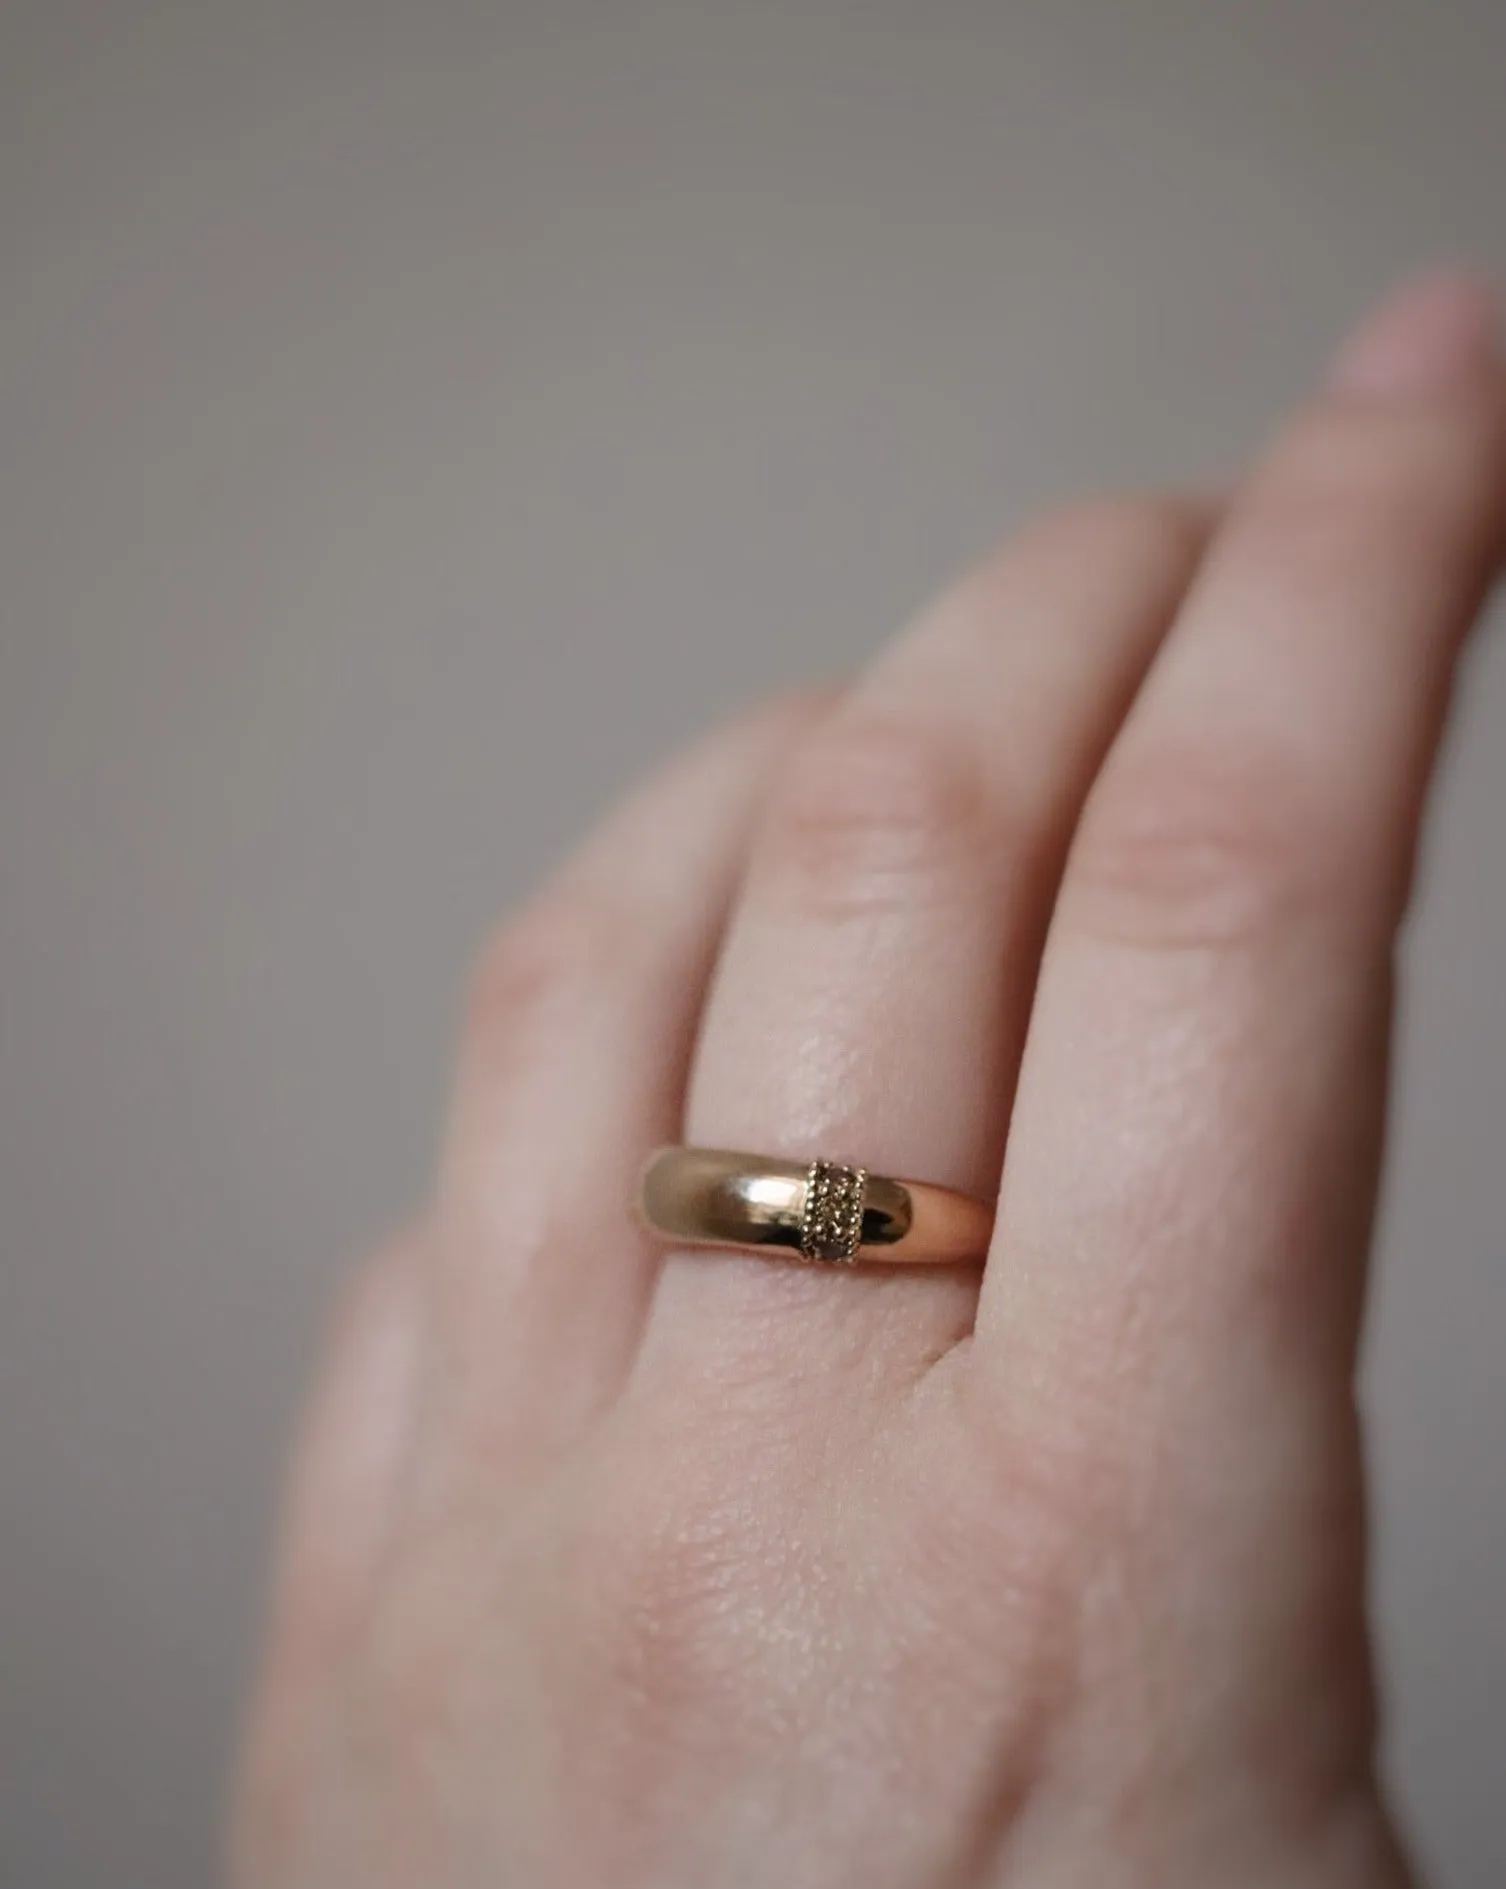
[635,1146,994,1268]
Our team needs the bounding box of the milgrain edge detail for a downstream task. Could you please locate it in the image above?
[799,1160,869,1264]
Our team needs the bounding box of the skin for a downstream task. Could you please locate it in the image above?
[231,274,1506,1889]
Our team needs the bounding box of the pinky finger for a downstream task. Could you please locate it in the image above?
[431,689,832,1463]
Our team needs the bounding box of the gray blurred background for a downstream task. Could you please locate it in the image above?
[3,3,1505,1884]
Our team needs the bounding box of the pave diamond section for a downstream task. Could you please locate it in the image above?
[800,1161,868,1264]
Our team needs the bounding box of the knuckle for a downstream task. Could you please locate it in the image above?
[760,710,1005,913]
[1069,747,1329,950]
[568,1481,783,1759]
[909,1399,1111,1721]
[937,1440,1090,1646]
[464,893,617,1051]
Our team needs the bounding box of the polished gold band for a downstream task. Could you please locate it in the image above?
[636,1146,993,1267]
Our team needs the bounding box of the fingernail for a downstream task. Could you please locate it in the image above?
[1327,269,1499,398]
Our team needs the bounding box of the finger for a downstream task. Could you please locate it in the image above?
[230,1235,427,1881]
[432,690,831,1458]
[973,276,1506,1477]
[641,501,1213,1397]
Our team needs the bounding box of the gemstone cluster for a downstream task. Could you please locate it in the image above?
[800,1160,868,1264]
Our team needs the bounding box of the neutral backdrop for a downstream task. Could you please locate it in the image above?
[4,4,1505,1884]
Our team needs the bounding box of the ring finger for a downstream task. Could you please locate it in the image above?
[640,498,1212,1393]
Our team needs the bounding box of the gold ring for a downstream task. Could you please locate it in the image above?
[635,1146,993,1267]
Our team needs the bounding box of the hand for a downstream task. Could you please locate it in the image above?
[231,276,1506,1889]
